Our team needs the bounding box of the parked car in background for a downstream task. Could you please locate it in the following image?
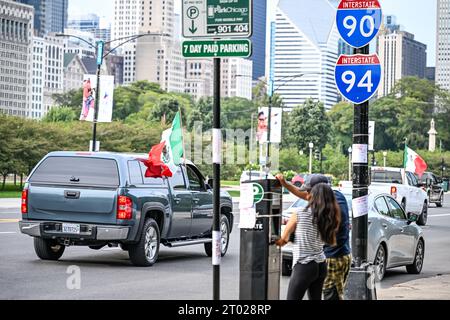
[416,172,444,207]
[19,152,234,267]
[240,170,274,182]
[291,174,309,187]
[370,167,428,226]
[281,193,424,281]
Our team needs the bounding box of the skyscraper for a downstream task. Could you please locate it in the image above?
[250,0,267,82]
[273,0,339,110]
[16,0,68,36]
[377,27,427,98]
[436,0,450,91]
[0,0,34,117]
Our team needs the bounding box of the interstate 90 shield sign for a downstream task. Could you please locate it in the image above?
[336,0,382,48]
[334,54,381,105]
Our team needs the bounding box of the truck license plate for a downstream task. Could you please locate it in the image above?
[62,223,80,234]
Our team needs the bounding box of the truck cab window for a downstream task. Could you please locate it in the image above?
[169,165,187,189]
[186,165,204,192]
[128,161,143,185]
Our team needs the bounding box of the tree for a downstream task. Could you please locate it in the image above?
[52,89,83,111]
[284,99,331,153]
[43,107,78,122]
[328,102,353,151]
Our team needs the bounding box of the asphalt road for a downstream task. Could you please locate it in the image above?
[0,195,449,300]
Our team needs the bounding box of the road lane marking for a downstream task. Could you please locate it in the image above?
[0,219,20,223]
[428,214,450,218]
[0,232,16,234]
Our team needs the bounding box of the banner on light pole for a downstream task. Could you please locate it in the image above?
[256,107,282,144]
[80,74,114,123]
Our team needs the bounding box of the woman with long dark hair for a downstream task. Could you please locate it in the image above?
[276,180,341,300]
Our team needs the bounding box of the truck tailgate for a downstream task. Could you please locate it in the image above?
[27,185,118,224]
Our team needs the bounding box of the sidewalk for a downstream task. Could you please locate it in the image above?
[377,274,450,300]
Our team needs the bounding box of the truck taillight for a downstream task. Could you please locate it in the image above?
[21,189,28,214]
[390,186,397,198]
[117,196,132,220]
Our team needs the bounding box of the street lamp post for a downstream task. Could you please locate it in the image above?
[309,142,314,174]
[348,147,352,180]
[383,151,387,167]
[56,32,168,152]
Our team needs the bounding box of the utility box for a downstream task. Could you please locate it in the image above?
[239,179,283,300]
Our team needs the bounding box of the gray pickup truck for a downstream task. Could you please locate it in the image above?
[19,152,233,267]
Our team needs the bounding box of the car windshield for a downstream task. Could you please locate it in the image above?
[371,171,403,184]
[291,198,309,208]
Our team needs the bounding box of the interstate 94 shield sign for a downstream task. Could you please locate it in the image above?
[336,0,382,48]
[334,54,381,105]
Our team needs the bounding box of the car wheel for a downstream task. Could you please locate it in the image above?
[204,215,230,257]
[374,244,387,281]
[34,238,65,261]
[417,202,428,226]
[406,239,424,274]
[128,218,160,267]
[436,195,443,208]
[282,258,292,276]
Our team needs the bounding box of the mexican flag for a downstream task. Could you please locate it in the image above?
[161,111,184,174]
[140,142,173,178]
[404,146,427,177]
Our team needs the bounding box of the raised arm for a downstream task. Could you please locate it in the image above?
[275,174,309,201]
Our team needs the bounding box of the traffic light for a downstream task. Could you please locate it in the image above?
[314,150,321,161]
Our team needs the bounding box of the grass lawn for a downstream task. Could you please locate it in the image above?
[0,184,23,198]
[221,180,239,186]
[227,190,240,198]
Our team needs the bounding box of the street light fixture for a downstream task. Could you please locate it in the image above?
[55,32,169,151]
[348,146,353,180]
[309,142,314,174]
[237,72,323,172]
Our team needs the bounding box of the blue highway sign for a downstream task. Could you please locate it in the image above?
[336,0,382,48]
[335,54,381,104]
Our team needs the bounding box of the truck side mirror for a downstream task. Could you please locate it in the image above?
[426,178,432,187]
[207,178,214,189]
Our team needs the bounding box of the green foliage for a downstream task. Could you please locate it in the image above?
[284,99,331,153]
[282,170,296,181]
[43,107,78,122]
[52,89,83,111]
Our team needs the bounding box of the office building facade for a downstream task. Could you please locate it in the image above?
[0,0,33,117]
[250,0,266,82]
[273,0,339,110]
[16,0,68,36]
[377,28,427,97]
[436,0,450,91]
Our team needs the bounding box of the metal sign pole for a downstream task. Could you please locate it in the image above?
[352,44,370,267]
[92,40,104,152]
[212,57,221,300]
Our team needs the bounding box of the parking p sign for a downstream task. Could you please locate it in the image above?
[336,0,382,48]
[335,54,381,105]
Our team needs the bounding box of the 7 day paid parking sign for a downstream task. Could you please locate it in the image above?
[182,39,252,58]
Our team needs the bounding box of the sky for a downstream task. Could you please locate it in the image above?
[68,0,437,66]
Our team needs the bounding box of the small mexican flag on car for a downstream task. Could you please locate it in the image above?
[140,111,184,178]
[403,146,427,178]
[161,111,184,174]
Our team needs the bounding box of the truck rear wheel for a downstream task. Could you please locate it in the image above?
[34,238,65,261]
[417,202,428,226]
[436,195,443,208]
[129,218,160,267]
[204,215,230,257]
